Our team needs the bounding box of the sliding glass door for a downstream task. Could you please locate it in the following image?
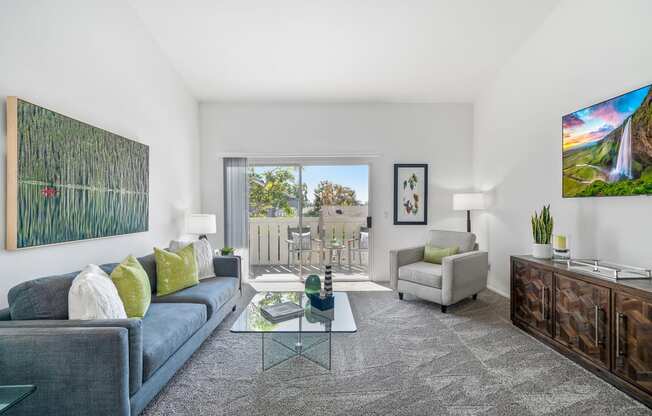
[247,162,370,282]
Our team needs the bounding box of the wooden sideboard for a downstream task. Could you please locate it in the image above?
[511,255,652,407]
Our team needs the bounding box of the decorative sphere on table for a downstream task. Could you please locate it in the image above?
[304,274,321,296]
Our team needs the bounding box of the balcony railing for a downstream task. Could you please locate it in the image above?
[248,216,366,266]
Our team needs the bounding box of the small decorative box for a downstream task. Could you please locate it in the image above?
[310,305,334,321]
[308,293,334,311]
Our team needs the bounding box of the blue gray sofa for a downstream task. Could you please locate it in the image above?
[0,254,241,416]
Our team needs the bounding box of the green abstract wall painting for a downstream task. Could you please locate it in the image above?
[6,97,149,249]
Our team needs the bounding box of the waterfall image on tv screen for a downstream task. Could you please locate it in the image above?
[563,84,652,197]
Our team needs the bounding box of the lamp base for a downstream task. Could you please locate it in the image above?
[466,210,471,233]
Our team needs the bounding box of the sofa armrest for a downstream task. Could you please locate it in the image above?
[0,327,130,416]
[213,255,242,291]
[0,319,142,395]
[441,251,489,305]
[389,246,425,289]
[0,308,10,321]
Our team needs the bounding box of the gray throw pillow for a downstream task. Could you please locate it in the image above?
[169,239,215,280]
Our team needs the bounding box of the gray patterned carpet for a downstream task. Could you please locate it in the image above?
[142,286,651,415]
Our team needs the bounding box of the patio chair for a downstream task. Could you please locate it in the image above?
[286,226,323,267]
[346,226,369,270]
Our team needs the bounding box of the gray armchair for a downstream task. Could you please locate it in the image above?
[389,230,488,313]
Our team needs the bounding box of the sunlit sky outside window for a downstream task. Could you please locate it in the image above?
[253,165,368,203]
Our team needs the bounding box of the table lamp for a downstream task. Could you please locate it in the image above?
[453,193,486,232]
[186,214,216,240]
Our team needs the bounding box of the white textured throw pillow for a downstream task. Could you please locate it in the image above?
[291,232,312,250]
[169,239,215,280]
[68,264,127,320]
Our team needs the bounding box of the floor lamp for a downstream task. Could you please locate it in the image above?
[453,193,486,233]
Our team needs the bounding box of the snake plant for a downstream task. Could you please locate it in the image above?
[531,205,553,244]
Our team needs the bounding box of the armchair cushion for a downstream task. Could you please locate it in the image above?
[428,230,476,253]
[398,261,443,289]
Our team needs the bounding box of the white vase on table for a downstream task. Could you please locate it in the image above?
[532,243,553,259]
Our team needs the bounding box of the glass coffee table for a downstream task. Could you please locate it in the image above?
[0,385,36,414]
[231,292,356,370]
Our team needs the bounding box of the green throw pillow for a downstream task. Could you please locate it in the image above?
[424,245,459,264]
[154,245,199,296]
[111,255,152,318]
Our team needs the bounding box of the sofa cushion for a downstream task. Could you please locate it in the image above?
[7,254,157,320]
[141,303,206,381]
[8,272,78,320]
[428,230,476,253]
[137,253,158,293]
[399,261,443,289]
[151,276,237,319]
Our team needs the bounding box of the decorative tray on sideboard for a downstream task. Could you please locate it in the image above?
[566,259,652,280]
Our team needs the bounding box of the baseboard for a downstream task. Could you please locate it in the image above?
[487,284,509,299]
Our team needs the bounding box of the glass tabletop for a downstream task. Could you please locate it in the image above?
[0,385,36,414]
[231,292,357,333]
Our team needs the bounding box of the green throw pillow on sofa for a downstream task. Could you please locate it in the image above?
[154,245,199,296]
[424,245,459,264]
[111,255,152,318]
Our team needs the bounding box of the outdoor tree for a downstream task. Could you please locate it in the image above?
[310,180,360,215]
[248,168,307,217]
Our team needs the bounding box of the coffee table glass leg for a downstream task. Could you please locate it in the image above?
[300,332,331,370]
[262,333,298,371]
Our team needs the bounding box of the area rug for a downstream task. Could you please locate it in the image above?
[142,286,650,415]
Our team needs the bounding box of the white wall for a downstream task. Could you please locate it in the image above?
[0,1,200,307]
[473,0,652,296]
[200,103,474,281]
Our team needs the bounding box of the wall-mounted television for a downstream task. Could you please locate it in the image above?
[562,84,652,198]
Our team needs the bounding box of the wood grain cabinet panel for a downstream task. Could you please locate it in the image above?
[512,260,552,336]
[614,291,652,395]
[511,256,652,408]
[554,273,610,368]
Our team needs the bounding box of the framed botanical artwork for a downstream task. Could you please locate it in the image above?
[393,164,428,225]
[5,97,149,249]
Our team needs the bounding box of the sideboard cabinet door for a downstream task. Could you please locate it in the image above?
[614,291,652,395]
[513,261,552,336]
[554,273,610,368]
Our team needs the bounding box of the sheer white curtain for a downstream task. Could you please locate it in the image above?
[223,158,248,249]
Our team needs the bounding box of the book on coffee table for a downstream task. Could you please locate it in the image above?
[261,302,304,322]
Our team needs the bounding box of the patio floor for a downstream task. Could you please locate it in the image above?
[249,263,368,281]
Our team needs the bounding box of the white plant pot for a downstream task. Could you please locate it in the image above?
[532,243,553,259]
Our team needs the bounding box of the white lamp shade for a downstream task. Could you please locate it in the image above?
[453,193,486,211]
[186,214,216,235]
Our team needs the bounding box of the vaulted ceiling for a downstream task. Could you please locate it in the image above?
[130,0,559,102]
